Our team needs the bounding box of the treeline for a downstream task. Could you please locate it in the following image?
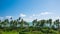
[0,17,60,32]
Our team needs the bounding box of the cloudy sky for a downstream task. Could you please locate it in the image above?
[0,0,60,22]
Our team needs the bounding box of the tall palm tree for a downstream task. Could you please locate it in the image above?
[49,19,52,26]
[10,17,12,20]
[36,19,46,28]
[40,20,46,27]
[24,21,29,27]
[54,19,60,29]
[36,21,40,27]
[3,19,9,27]
[13,20,17,29]
[1,19,9,31]
[0,20,1,22]
[0,20,2,28]
[18,17,21,20]
[17,17,21,28]
[20,19,24,28]
[10,17,13,29]
[47,19,52,27]
[32,19,37,27]
[20,19,29,28]
[10,20,13,29]
[10,20,17,29]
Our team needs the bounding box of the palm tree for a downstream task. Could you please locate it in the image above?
[3,19,9,27]
[18,17,21,20]
[10,17,12,20]
[32,19,37,27]
[49,19,52,26]
[1,19,9,31]
[47,19,52,28]
[20,19,24,28]
[0,20,2,28]
[24,21,29,27]
[10,20,13,29]
[10,17,14,29]
[54,19,60,29]
[40,20,46,27]
[17,17,21,28]
[36,21,40,27]
[0,20,1,22]
[13,20,17,29]
[10,20,17,29]
[36,19,46,28]
[20,19,29,28]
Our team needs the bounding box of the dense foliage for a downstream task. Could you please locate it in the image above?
[0,17,60,34]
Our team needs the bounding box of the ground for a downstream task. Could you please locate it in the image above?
[0,30,60,34]
[0,31,19,34]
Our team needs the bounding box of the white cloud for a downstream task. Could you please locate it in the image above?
[32,14,36,16]
[30,12,53,17]
[40,12,53,15]
[23,18,34,22]
[20,13,26,17]
[19,12,54,22]
[54,16,60,19]
[29,16,33,19]
[6,16,13,19]
[0,17,3,20]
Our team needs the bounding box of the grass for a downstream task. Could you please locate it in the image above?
[0,31,19,34]
[0,30,60,34]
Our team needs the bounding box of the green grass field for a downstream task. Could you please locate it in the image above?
[0,29,60,34]
[0,31,19,34]
[0,31,59,34]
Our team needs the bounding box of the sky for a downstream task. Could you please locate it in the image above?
[0,0,60,22]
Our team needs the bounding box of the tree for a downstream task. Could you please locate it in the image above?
[20,19,24,28]
[32,19,37,27]
[0,20,2,28]
[3,19,9,27]
[10,19,14,29]
[54,19,60,29]
[20,19,29,28]
[36,19,46,28]
[10,20,18,29]
[24,21,29,28]
[47,19,52,28]
[10,17,12,20]
[13,20,17,29]
[1,19,9,31]
[40,20,46,27]
[0,20,1,22]
[18,17,21,20]
[10,17,14,29]
[17,17,21,28]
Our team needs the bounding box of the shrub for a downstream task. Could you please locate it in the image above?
[19,32,26,34]
[0,31,2,34]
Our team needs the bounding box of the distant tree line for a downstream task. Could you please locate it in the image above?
[0,17,60,32]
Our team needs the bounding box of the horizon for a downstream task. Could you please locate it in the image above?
[0,0,60,22]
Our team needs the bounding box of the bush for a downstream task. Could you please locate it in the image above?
[19,32,26,34]
[0,31,2,34]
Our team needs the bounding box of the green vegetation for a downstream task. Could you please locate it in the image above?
[0,17,60,34]
[0,31,18,34]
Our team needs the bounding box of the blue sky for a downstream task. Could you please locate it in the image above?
[0,0,60,22]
